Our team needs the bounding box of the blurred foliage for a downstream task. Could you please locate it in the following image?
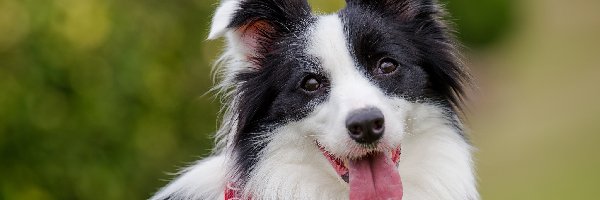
[0,0,513,199]
[445,0,514,47]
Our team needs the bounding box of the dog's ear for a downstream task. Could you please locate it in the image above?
[208,0,312,64]
[345,0,442,22]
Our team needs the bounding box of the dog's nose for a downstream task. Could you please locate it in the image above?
[346,107,385,144]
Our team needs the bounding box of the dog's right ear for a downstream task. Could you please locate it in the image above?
[208,0,312,65]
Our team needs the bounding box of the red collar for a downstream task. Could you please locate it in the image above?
[224,182,248,200]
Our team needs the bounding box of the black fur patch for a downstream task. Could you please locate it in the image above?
[340,0,471,110]
[226,0,323,182]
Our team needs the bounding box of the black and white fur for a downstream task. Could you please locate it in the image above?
[151,0,478,199]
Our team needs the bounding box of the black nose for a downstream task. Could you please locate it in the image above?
[346,107,385,144]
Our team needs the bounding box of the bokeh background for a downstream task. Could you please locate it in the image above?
[1,0,599,199]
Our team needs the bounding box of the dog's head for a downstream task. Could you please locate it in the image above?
[209,0,470,198]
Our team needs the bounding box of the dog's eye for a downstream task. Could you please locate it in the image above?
[376,58,398,75]
[301,76,321,92]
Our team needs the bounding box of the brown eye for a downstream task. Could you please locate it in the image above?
[377,58,398,74]
[301,76,321,92]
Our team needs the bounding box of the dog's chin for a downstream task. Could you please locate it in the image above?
[315,142,401,183]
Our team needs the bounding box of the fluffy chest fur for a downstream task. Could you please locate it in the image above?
[151,0,478,199]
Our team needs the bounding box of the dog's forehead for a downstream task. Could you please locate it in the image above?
[307,15,356,78]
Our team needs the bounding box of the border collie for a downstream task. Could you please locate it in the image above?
[151,0,478,199]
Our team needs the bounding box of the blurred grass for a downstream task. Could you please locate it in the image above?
[2,0,598,199]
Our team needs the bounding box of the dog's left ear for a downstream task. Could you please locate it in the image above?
[208,0,312,65]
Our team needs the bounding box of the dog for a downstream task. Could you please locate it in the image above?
[151,0,478,199]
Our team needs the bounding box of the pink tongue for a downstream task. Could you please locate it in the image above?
[349,153,403,200]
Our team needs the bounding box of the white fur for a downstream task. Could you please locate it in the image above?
[399,104,478,200]
[208,0,240,40]
[151,7,478,200]
[151,156,228,200]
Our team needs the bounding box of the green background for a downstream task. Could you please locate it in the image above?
[1,0,599,199]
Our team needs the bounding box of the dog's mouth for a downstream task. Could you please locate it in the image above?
[317,142,403,199]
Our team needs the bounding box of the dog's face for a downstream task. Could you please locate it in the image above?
[209,0,469,198]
